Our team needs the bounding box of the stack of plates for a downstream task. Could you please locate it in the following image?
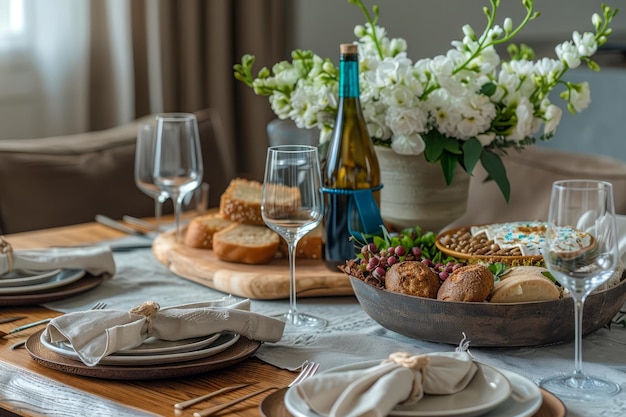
[282,360,564,417]
[40,331,241,366]
[0,269,101,306]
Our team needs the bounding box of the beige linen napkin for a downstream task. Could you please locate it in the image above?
[296,351,477,417]
[0,238,115,277]
[44,297,285,366]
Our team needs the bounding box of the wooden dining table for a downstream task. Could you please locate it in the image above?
[0,221,297,417]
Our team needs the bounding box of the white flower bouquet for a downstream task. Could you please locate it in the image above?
[234,0,618,201]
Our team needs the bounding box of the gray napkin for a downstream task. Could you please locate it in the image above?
[0,240,115,278]
[296,351,477,417]
[44,297,285,366]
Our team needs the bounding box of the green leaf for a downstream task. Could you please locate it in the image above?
[479,82,497,97]
[442,136,462,155]
[462,138,482,174]
[480,151,511,202]
[440,152,458,186]
[423,130,444,162]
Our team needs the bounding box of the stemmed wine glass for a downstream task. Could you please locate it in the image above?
[135,120,169,232]
[261,145,326,328]
[153,113,204,242]
[540,179,621,399]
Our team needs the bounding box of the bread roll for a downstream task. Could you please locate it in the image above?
[184,213,234,249]
[385,261,440,299]
[489,266,560,303]
[437,264,494,302]
[212,223,280,264]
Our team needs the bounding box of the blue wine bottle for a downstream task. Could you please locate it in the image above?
[322,43,383,271]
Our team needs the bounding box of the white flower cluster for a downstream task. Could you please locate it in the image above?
[234,0,616,201]
[356,18,600,156]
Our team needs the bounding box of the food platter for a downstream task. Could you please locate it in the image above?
[349,273,626,347]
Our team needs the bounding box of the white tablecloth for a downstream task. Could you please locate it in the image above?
[44,240,626,417]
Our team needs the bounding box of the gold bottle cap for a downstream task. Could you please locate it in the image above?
[340,43,358,54]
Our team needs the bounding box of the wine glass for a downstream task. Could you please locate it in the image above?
[261,145,326,328]
[135,120,169,232]
[540,179,621,399]
[153,113,204,242]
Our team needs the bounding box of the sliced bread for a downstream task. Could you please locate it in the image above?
[212,223,280,264]
[277,224,322,260]
[219,178,264,226]
[184,213,234,249]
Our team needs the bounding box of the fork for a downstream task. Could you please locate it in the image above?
[191,360,320,417]
[2,302,108,338]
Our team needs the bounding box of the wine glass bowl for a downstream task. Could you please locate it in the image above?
[135,121,169,232]
[152,113,204,242]
[540,179,621,399]
[261,145,325,328]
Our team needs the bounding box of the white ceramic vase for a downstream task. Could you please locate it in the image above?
[374,146,470,233]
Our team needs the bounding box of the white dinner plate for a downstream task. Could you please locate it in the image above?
[41,332,241,366]
[0,269,85,294]
[0,269,62,288]
[285,360,513,417]
[63,333,222,356]
[480,368,542,417]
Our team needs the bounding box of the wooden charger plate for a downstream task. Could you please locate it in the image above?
[152,229,351,300]
[25,329,260,380]
[258,386,566,417]
[0,275,103,306]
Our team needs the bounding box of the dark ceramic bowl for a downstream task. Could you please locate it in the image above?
[350,275,626,347]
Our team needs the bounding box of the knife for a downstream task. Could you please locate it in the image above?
[0,316,26,324]
[95,215,151,237]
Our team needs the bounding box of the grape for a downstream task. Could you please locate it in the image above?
[387,256,397,266]
[395,246,406,256]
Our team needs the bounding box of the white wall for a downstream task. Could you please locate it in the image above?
[290,0,626,64]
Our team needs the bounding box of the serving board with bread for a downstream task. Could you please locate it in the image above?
[152,178,350,300]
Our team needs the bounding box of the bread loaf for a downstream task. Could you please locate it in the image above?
[385,261,440,298]
[212,223,280,264]
[184,213,234,249]
[437,264,494,302]
[489,266,561,303]
[277,225,322,260]
[219,178,265,225]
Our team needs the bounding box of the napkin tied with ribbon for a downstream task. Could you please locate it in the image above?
[0,237,115,278]
[44,297,285,366]
[296,350,477,417]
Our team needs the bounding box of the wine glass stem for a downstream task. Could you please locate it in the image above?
[154,196,163,233]
[573,296,585,376]
[173,193,183,243]
[287,240,299,324]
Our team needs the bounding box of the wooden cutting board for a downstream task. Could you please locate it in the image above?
[152,230,352,300]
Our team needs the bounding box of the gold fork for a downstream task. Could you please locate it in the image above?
[2,301,108,338]
[191,360,320,417]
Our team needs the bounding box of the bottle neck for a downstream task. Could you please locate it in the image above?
[339,53,360,99]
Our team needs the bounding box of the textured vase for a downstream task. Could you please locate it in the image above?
[374,146,470,233]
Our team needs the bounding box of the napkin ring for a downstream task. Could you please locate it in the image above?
[384,352,429,402]
[130,301,160,335]
[0,236,14,273]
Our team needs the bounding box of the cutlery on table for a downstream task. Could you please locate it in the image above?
[190,360,320,417]
[95,215,151,237]
[0,316,26,324]
[174,383,256,410]
[1,302,107,338]
[121,215,157,232]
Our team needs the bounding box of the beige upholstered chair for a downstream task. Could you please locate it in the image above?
[0,108,234,234]
[446,146,626,230]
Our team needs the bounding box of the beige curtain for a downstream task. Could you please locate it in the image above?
[85,0,285,185]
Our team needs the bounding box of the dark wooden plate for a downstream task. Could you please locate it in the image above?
[0,275,103,306]
[350,275,626,347]
[25,329,261,380]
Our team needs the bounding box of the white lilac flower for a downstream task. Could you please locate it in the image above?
[570,82,591,112]
[455,94,496,139]
[573,31,598,58]
[543,103,563,135]
[555,41,581,68]
[391,133,426,155]
[507,97,534,141]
